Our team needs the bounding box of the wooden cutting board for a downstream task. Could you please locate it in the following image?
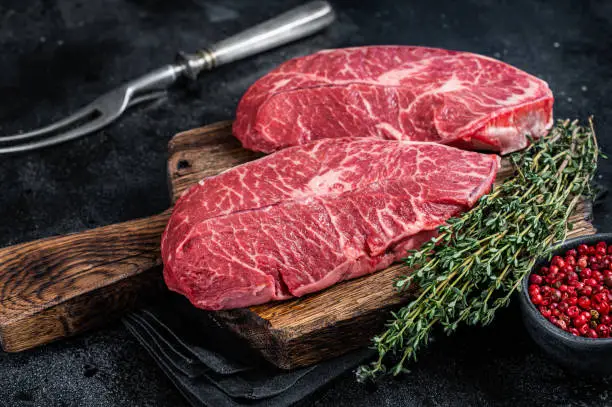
[0,121,596,369]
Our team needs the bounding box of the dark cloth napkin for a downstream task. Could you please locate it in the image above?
[123,295,374,407]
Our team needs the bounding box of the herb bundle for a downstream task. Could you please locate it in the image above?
[357,119,600,381]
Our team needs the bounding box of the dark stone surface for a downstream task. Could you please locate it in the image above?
[0,0,610,405]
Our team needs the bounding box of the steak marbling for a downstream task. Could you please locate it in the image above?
[162,138,499,310]
[234,46,553,155]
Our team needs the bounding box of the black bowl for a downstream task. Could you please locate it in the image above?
[519,233,612,376]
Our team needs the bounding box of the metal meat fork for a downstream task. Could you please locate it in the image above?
[0,1,335,154]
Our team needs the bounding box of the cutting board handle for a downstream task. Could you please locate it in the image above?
[0,210,171,352]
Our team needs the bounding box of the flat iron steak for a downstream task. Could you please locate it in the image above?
[161,138,500,310]
[233,46,553,155]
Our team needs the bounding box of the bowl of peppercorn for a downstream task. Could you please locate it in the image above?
[519,233,612,376]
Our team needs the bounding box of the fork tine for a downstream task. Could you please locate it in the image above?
[0,105,98,143]
[0,88,169,154]
[127,90,168,108]
[0,112,116,154]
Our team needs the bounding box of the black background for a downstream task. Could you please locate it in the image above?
[0,0,611,405]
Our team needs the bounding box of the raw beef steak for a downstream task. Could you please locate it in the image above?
[161,138,500,310]
[233,46,553,155]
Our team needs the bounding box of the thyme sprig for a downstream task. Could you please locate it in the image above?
[357,119,600,381]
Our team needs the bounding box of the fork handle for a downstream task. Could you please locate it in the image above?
[117,2,335,93]
[178,1,335,79]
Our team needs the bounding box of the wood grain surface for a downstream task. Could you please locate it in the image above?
[0,121,596,366]
[0,212,169,351]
